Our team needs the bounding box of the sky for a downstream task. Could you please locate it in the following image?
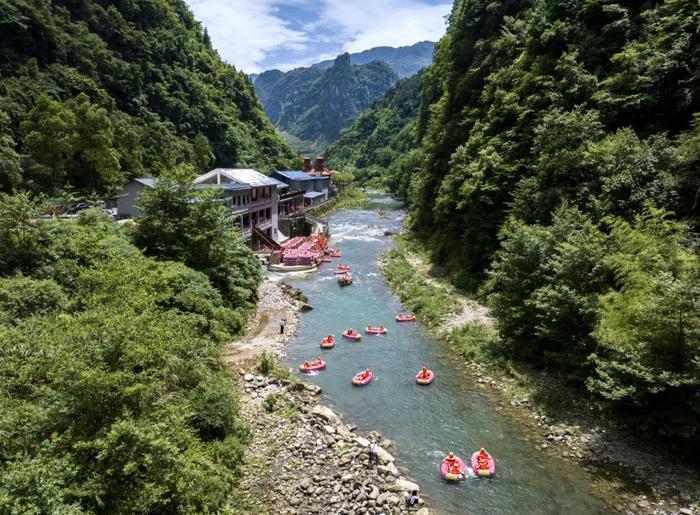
[184,0,451,74]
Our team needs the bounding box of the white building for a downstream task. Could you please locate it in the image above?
[194,168,286,245]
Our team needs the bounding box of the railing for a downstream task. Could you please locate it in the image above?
[252,225,281,251]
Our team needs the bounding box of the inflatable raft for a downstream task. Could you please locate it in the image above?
[440,456,467,481]
[299,359,326,373]
[396,313,416,322]
[352,370,373,386]
[365,326,387,335]
[471,450,495,477]
[416,369,435,385]
[338,274,353,286]
[342,330,361,341]
[320,336,335,349]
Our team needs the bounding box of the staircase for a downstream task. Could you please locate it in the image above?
[252,225,281,251]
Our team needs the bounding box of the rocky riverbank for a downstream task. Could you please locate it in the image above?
[231,371,432,514]
[380,239,699,515]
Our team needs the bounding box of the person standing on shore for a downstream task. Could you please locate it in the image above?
[280,317,286,334]
[368,442,378,464]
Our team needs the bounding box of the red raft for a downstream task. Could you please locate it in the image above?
[471,449,495,477]
[299,359,326,373]
[320,335,335,349]
[416,369,434,385]
[440,454,467,481]
[342,329,362,341]
[365,326,387,335]
[396,313,416,322]
[352,370,373,386]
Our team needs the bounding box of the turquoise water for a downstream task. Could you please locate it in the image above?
[283,197,603,514]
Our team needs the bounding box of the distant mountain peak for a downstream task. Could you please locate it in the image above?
[312,41,434,78]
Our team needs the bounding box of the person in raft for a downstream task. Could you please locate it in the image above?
[359,369,371,380]
[327,334,333,341]
[477,448,489,470]
[418,367,429,380]
[303,361,310,369]
[379,325,384,331]
[347,328,354,336]
[444,451,457,467]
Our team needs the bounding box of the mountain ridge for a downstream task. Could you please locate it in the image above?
[254,54,399,150]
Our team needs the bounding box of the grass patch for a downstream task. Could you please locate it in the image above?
[262,393,298,417]
[307,186,369,218]
[383,236,457,329]
[257,351,295,382]
[446,322,504,363]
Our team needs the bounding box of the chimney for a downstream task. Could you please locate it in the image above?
[303,156,313,173]
[314,156,325,174]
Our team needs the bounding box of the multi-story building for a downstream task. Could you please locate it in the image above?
[272,170,331,206]
[115,168,287,247]
[194,168,285,244]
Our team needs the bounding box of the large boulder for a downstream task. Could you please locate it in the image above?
[311,405,341,426]
[395,478,420,494]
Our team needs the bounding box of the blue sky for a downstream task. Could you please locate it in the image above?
[185,0,451,73]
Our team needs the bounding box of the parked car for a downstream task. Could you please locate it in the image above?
[67,202,89,215]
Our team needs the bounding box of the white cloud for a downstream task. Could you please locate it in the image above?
[185,0,450,73]
[269,51,340,72]
[185,0,309,73]
[320,0,451,53]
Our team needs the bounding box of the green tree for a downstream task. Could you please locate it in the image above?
[192,133,212,173]
[0,191,45,273]
[65,94,121,189]
[133,168,261,307]
[0,110,21,191]
[588,207,700,439]
[486,206,608,374]
[20,95,76,191]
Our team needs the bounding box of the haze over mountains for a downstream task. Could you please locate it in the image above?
[252,42,435,151]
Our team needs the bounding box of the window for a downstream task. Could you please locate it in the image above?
[266,207,271,219]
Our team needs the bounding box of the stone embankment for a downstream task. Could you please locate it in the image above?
[235,372,432,515]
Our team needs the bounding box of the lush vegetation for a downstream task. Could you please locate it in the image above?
[306,184,369,218]
[253,54,398,149]
[326,72,423,196]
[312,41,434,79]
[0,0,297,195]
[0,188,260,512]
[333,1,700,447]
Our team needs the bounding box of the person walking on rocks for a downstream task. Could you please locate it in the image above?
[368,442,378,464]
[279,317,286,334]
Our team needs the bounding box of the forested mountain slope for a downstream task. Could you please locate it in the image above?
[329,0,700,447]
[325,72,423,197]
[312,41,434,78]
[0,0,297,194]
[254,54,398,148]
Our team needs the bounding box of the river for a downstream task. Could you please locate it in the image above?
[283,196,603,514]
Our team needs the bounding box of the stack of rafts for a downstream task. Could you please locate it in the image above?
[281,234,328,267]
